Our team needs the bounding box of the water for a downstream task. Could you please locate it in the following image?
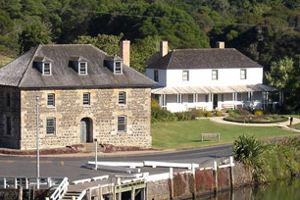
[200,178,300,200]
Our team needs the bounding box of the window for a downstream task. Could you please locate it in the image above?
[118,116,127,132]
[182,70,189,81]
[83,93,90,105]
[240,69,247,80]
[154,70,159,82]
[118,92,126,105]
[46,118,56,134]
[6,116,11,135]
[6,92,11,107]
[205,94,209,102]
[79,62,87,75]
[188,94,194,103]
[221,94,224,102]
[212,70,218,80]
[114,61,122,74]
[43,62,51,75]
[47,93,55,107]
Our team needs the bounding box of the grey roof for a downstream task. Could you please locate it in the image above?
[147,48,263,69]
[0,44,156,89]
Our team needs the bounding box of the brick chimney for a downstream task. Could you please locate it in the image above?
[121,40,130,66]
[216,41,225,49]
[160,41,169,57]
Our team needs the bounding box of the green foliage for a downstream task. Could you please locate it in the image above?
[151,99,177,123]
[75,34,122,56]
[19,20,52,52]
[254,138,300,183]
[233,135,264,167]
[266,57,295,90]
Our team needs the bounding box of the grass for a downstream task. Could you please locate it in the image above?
[151,119,300,149]
[292,123,300,130]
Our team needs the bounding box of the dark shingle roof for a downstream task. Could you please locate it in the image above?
[147,48,263,69]
[0,44,156,89]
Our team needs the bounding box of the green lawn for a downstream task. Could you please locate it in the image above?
[152,119,299,149]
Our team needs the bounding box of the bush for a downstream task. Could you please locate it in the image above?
[151,99,177,122]
[175,111,194,121]
[214,110,223,117]
[233,135,264,167]
[234,136,300,183]
[255,110,264,117]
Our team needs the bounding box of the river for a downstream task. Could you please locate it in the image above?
[199,178,300,200]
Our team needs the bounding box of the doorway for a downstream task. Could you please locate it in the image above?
[80,118,93,143]
[213,94,218,109]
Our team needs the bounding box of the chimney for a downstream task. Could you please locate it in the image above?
[216,41,225,49]
[160,41,169,57]
[121,40,130,66]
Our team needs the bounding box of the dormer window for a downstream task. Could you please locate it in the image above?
[43,62,51,76]
[114,61,122,74]
[79,62,88,75]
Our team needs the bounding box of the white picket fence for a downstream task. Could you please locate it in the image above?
[0,177,65,189]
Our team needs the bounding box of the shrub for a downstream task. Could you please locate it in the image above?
[233,135,264,167]
[255,110,264,117]
[151,99,177,122]
[205,111,213,117]
[214,110,223,117]
[175,111,194,121]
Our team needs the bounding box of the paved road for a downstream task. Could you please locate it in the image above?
[0,145,232,181]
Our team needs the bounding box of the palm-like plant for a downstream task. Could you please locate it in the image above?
[233,135,264,167]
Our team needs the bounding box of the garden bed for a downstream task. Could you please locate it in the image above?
[224,115,288,124]
[224,109,288,124]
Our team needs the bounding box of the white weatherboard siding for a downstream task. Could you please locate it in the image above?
[166,68,263,87]
[146,68,263,87]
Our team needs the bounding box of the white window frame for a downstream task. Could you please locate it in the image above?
[182,70,189,81]
[47,93,55,107]
[240,69,247,80]
[176,94,182,103]
[114,61,123,74]
[117,116,127,132]
[78,62,88,75]
[42,62,52,76]
[212,70,218,80]
[83,92,91,106]
[118,91,126,105]
[46,118,56,135]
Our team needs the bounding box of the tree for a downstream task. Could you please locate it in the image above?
[266,57,294,90]
[19,20,52,52]
[131,35,161,72]
[75,34,123,56]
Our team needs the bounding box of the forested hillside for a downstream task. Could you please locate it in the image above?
[0,0,299,111]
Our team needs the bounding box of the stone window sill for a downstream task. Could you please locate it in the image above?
[47,106,56,109]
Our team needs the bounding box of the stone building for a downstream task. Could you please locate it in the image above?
[0,43,155,150]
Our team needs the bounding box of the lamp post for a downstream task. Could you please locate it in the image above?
[35,96,40,189]
[94,138,98,170]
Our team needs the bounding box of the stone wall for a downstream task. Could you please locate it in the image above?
[20,88,152,150]
[0,86,21,149]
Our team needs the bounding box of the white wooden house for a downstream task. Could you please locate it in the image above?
[146,41,277,112]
